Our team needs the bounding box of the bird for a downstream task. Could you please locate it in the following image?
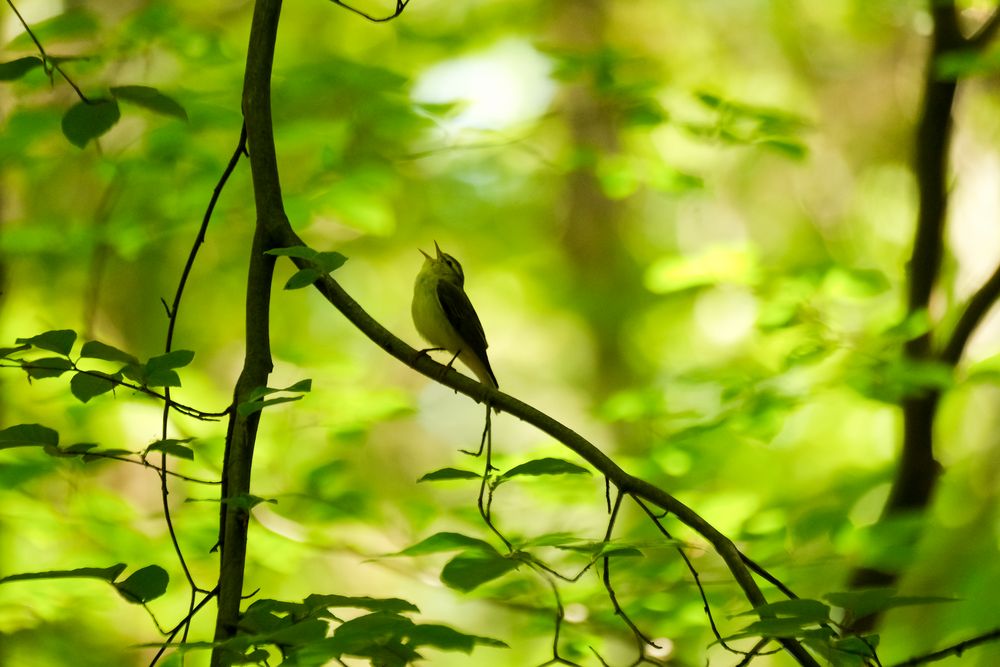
[411,241,498,389]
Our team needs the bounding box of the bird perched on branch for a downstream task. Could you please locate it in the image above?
[412,241,498,389]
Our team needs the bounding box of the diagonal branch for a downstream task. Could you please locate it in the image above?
[270,226,820,667]
[968,8,1000,50]
[940,261,1000,364]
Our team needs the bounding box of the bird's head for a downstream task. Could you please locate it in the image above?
[420,241,465,286]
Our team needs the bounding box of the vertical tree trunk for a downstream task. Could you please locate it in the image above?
[211,0,286,662]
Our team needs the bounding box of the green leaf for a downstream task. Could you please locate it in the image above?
[110,85,188,121]
[335,610,413,640]
[236,394,304,417]
[0,424,59,449]
[285,268,323,290]
[408,623,508,652]
[499,457,590,481]
[0,344,30,358]
[314,251,348,273]
[265,245,317,260]
[146,349,195,373]
[555,541,644,559]
[145,369,181,388]
[221,494,276,510]
[147,438,195,461]
[268,247,347,288]
[0,563,126,585]
[824,589,955,618]
[724,616,827,640]
[284,378,313,393]
[440,551,520,593]
[394,532,498,557]
[0,56,43,81]
[114,565,169,603]
[70,371,118,403]
[732,599,831,624]
[16,329,77,355]
[24,357,74,379]
[246,379,312,402]
[264,618,328,646]
[62,99,121,148]
[418,467,481,482]
[144,350,194,387]
[303,593,419,614]
[80,340,139,364]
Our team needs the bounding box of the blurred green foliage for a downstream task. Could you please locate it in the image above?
[2,0,1000,665]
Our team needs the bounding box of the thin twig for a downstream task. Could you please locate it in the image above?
[5,0,91,102]
[151,123,247,664]
[940,260,1000,364]
[69,451,219,484]
[892,626,1000,666]
[602,490,658,650]
[327,0,410,23]
[634,496,742,654]
[147,587,220,667]
[5,361,228,420]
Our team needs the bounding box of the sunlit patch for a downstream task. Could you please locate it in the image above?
[411,39,556,131]
[645,636,674,659]
[694,286,758,346]
[563,602,588,623]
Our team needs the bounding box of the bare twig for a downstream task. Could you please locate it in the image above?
[327,0,410,23]
[5,0,91,102]
[147,587,220,667]
[892,626,1000,666]
[940,261,1000,364]
[4,361,227,420]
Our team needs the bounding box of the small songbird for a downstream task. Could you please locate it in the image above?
[412,241,498,389]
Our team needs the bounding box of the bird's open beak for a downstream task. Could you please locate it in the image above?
[434,240,444,259]
[419,248,431,260]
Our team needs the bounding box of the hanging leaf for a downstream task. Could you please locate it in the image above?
[499,457,590,481]
[70,371,118,402]
[0,563,126,585]
[393,532,497,557]
[146,438,195,460]
[824,589,955,618]
[24,357,74,379]
[114,565,169,603]
[0,424,59,449]
[80,340,139,364]
[732,598,831,624]
[0,56,43,81]
[440,551,520,593]
[284,268,323,290]
[303,593,420,614]
[408,623,508,652]
[110,85,188,121]
[62,99,121,148]
[417,467,481,482]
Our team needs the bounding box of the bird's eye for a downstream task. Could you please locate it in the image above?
[442,254,464,281]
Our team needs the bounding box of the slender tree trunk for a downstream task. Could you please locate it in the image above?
[211,0,285,663]
[846,2,961,630]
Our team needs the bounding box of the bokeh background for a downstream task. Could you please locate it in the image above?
[2,0,1000,664]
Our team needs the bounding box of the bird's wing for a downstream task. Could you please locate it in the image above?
[437,280,489,354]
